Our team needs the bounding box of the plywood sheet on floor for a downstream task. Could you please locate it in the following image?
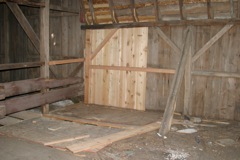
[51,102,163,126]
[9,110,41,120]
[0,116,22,126]
[0,117,121,148]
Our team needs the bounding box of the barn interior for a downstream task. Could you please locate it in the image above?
[0,0,240,159]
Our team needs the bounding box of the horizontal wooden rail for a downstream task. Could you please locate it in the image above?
[0,61,44,71]
[192,70,240,78]
[90,65,176,74]
[49,58,85,66]
[0,77,83,98]
[0,84,83,115]
[90,65,240,79]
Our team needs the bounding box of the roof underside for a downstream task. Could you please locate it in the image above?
[80,0,239,29]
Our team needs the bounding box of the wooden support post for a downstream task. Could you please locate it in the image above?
[109,0,118,23]
[88,0,97,24]
[184,26,194,115]
[84,31,91,104]
[3,4,10,82]
[207,0,213,19]
[40,0,50,114]
[155,27,181,55]
[130,0,139,22]
[179,0,184,20]
[238,0,240,18]
[61,0,68,77]
[192,24,233,63]
[154,0,161,22]
[230,0,235,18]
[158,28,192,136]
[91,29,118,60]
[6,2,40,53]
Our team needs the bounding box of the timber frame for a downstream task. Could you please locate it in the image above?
[0,0,84,116]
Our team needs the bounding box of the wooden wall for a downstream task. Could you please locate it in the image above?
[88,28,148,110]
[0,0,85,83]
[147,26,240,121]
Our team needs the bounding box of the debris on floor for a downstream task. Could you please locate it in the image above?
[164,149,190,160]
[177,128,198,134]
[215,138,237,147]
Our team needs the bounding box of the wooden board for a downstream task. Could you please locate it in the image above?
[88,28,148,110]
[67,121,160,153]
[0,116,22,126]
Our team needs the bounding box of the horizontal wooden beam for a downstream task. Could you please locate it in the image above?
[3,0,45,7]
[192,70,240,78]
[90,65,175,74]
[1,77,83,98]
[81,19,240,30]
[50,4,79,14]
[90,65,240,79]
[0,61,43,71]
[49,58,85,66]
[0,84,83,115]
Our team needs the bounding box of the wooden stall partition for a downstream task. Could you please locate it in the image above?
[86,28,148,111]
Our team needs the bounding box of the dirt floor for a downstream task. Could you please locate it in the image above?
[0,102,240,160]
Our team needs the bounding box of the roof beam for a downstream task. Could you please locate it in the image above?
[88,0,97,24]
[81,19,240,30]
[109,0,118,23]
[154,0,161,22]
[130,0,139,22]
[207,0,213,19]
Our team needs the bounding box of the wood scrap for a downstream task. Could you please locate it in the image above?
[44,114,138,130]
[202,119,230,125]
[44,135,90,146]
[67,121,160,153]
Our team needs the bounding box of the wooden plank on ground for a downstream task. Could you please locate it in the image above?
[0,116,22,126]
[67,121,160,153]
[44,135,90,146]
[9,111,41,120]
[44,114,137,130]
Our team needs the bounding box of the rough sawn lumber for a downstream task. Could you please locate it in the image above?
[67,121,160,153]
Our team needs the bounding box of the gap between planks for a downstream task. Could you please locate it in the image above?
[44,114,138,130]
